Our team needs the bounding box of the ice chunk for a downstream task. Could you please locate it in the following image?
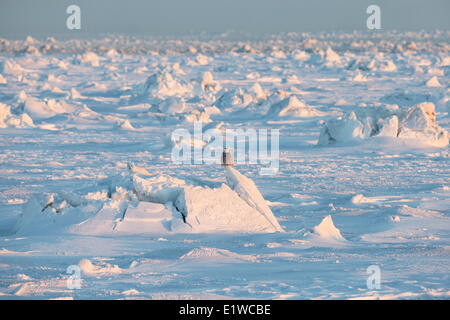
[135,70,192,98]
[400,102,436,131]
[116,119,135,130]
[324,47,341,65]
[0,60,26,76]
[224,167,284,232]
[318,112,366,144]
[127,162,153,176]
[376,115,399,137]
[425,76,441,87]
[106,48,119,59]
[215,88,254,110]
[15,165,283,235]
[398,102,448,147]
[380,60,397,72]
[291,49,310,61]
[267,96,320,118]
[319,102,448,147]
[17,92,79,120]
[313,215,345,241]
[15,195,93,235]
[157,97,186,115]
[69,88,82,99]
[235,44,254,53]
[78,259,122,276]
[184,109,212,123]
[201,72,217,92]
[351,72,367,82]
[346,58,372,71]
[174,184,281,233]
[76,51,101,67]
[250,83,266,101]
[68,200,128,235]
[187,54,210,66]
[132,174,186,204]
[351,194,377,204]
[0,103,34,128]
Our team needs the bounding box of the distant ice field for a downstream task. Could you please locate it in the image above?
[0,31,449,299]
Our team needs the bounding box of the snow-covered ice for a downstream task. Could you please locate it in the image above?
[318,102,449,147]
[313,215,344,240]
[0,31,449,299]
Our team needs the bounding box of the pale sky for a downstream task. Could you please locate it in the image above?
[0,0,449,39]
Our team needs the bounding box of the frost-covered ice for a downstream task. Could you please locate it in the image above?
[0,31,449,299]
[12,164,283,235]
[318,102,449,147]
[267,96,321,118]
[312,215,345,241]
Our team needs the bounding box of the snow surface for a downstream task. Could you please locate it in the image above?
[0,31,449,299]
